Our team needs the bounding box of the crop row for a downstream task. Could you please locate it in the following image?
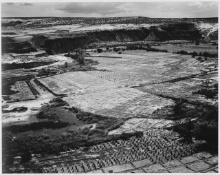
[40,128,201,173]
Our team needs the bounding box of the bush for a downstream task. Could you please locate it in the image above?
[146,47,168,52]
[172,102,218,153]
[195,40,200,45]
[193,120,218,148]
[176,50,189,55]
[173,119,193,143]
[198,52,218,58]
[49,97,68,107]
[65,49,85,65]
[196,57,203,62]
[193,82,218,99]
[113,47,120,52]
[195,88,217,99]
[97,48,103,53]
[126,44,144,50]
[191,51,198,58]
[202,52,217,58]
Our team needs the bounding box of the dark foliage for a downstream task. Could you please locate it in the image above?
[145,47,168,52]
[2,20,23,27]
[176,50,189,55]
[65,49,85,65]
[97,48,103,53]
[171,99,218,153]
[176,50,217,58]
[2,37,37,54]
[193,82,218,99]
[199,52,218,58]
[2,61,54,71]
[5,121,69,133]
[195,88,218,99]
[113,47,120,52]
[191,51,198,58]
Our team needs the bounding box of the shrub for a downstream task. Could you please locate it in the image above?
[176,50,189,55]
[193,82,218,99]
[196,57,203,62]
[191,51,198,58]
[49,97,68,107]
[195,40,200,45]
[173,119,193,143]
[97,48,103,53]
[146,47,168,52]
[195,88,217,99]
[126,44,144,50]
[113,47,120,52]
[193,120,218,148]
[198,51,217,58]
[172,101,218,153]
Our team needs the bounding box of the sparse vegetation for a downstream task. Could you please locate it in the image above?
[2,61,55,71]
[2,16,218,173]
[145,47,168,52]
[2,98,125,169]
[175,50,218,58]
[193,81,218,99]
[171,97,218,153]
[97,48,103,53]
[113,47,120,52]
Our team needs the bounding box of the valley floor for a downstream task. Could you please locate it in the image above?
[3,48,218,173]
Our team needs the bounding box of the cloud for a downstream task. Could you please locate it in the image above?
[57,2,123,16]
[4,2,32,6]
[2,1,218,18]
[21,3,33,6]
[5,2,15,5]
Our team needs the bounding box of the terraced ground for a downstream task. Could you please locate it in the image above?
[40,130,217,173]
[10,81,36,101]
[3,48,218,173]
[38,50,211,116]
[32,49,218,173]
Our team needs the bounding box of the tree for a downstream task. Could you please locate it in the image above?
[75,49,85,65]
[64,62,68,68]
[97,48,103,53]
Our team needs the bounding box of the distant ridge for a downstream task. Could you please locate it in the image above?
[2,16,218,19]
[2,16,218,28]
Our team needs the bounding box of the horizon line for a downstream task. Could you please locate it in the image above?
[2,16,218,18]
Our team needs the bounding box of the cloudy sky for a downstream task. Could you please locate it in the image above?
[2,1,218,18]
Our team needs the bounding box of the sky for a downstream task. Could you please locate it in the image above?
[1,1,218,18]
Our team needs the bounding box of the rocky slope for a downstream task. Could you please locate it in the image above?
[3,22,207,54]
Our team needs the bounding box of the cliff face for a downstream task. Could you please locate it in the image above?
[44,36,90,54]
[41,23,202,54]
[2,22,206,54]
[2,37,36,53]
[88,28,150,42]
